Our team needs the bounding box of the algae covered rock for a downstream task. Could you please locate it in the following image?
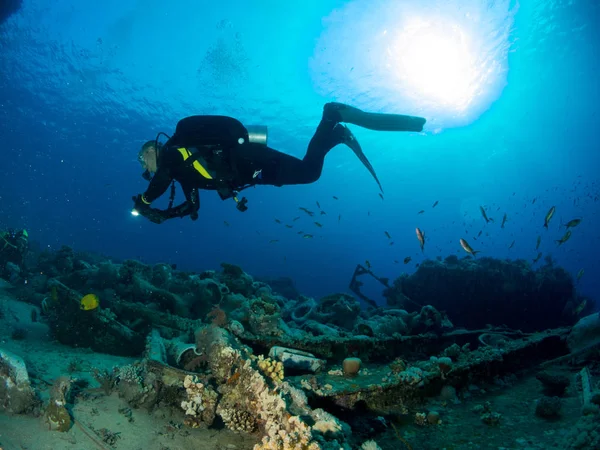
[384,257,579,331]
[0,348,37,414]
[44,376,73,432]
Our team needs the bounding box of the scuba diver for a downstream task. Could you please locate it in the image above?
[132,102,426,224]
[0,228,28,280]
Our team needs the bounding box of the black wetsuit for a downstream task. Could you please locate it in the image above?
[141,105,344,219]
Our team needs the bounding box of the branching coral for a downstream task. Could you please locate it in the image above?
[257,355,284,383]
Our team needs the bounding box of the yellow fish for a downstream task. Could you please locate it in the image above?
[80,294,99,311]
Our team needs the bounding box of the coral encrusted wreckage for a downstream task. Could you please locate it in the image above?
[0,247,598,449]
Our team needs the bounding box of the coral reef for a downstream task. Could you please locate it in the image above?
[4,243,598,449]
[116,363,158,409]
[180,375,218,427]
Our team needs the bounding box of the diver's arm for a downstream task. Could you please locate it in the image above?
[155,186,200,221]
[141,167,172,204]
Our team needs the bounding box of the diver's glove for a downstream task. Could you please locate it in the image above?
[144,208,168,224]
[132,194,150,213]
[132,195,168,224]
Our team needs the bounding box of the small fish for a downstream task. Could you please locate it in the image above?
[543,206,556,229]
[416,228,425,252]
[365,260,371,270]
[418,210,425,215]
[274,219,282,224]
[303,234,314,239]
[394,260,399,264]
[269,239,279,244]
[532,197,537,204]
[479,206,492,223]
[332,196,339,200]
[403,256,412,264]
[320,210,327,215]
[80,293,99,311]
[299,207,315,217]
[477,230,482,237]
[556,230,571,245]
[224,221,230,226]
[292,216,300,221]
[532,252,542,264]
[563,218,582,229]
[501,213,507,229]
[297,231,304,234]
[389,241,394,246]
[285,225,293,229]
[316,201,321,209]
[459,238,480,256]
[508,240,515,249]
[384,231,392,239]
[574,299,587,315]
[432,201,439,208]
[314,222,323,228]
[379,193,384,200]
[576,268,584,281]
[338,214,341,223]
[535,235,541,250]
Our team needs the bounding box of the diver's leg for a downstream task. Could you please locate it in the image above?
[323,102,426,132]
[315,105,385,193]
[233,143,317,186]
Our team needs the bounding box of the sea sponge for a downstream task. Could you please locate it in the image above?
[342,357,361,376]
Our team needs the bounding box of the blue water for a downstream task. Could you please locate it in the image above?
[1,0,598,303]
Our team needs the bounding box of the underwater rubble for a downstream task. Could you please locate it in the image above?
[0,245,599,449]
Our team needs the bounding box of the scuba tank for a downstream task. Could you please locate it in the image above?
[244,125,268,146]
